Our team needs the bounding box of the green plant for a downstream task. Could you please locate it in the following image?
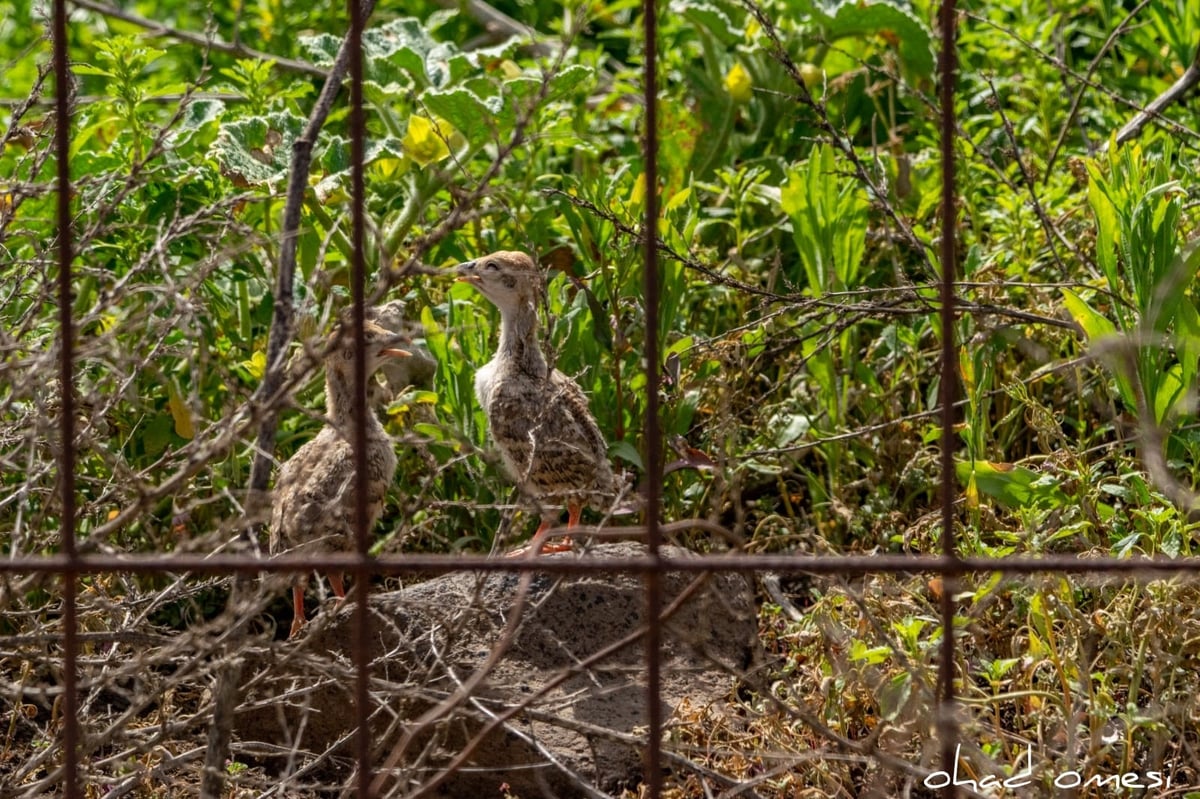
[75,36,172,163]
[1063,141,1200,429]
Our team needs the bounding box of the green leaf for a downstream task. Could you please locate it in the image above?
[499,63,594,106]
[743,324,768,358]
[1172,275,1200,391]
[181,99,225,131]
[1061,288,1136,409]
[610,440,644,469]
[462,38,522,69]
[422,87,503,145]
[804,0,935,78]
[773,413,812,447]
[546,63,595,99]
[414,422,453,443]
[849,640,891,665]
[503,75,544,101]
[301,17,462,88]
[420,305,448,365]
[297,32,341,68]
[369,17,448,86]
[319,135,406,177]
[579,282,614,352]
[143,414,175,457]
[169,99,226,150]
[955,460,1069,509]
[671,0,742,46]
[1153,363,1185,424]
[213,111,305,187]
[878,672,913,721]
[1060,288,1116,341]
[665,336,694,359]
[73,65,115,78]
[407,390,440,405]
[664,187,692,213]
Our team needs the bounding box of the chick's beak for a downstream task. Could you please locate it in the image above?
[379,334,412,358]
[453,260,481,283]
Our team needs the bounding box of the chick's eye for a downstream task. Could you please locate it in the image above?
[485,261,498,270]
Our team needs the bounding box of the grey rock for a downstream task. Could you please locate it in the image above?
[234,542,759,797]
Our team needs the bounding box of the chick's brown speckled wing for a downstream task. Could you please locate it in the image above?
[550,369,612,482]
[270,430,355,555]
[269,427,396,555]
[486,368,615,505]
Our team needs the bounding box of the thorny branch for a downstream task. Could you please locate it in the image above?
[1113,38,1200,146]
[69,0,326,78]
[1043,0,1155,177]
[965,10,1200,145]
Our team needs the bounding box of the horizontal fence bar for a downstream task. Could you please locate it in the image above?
[6,551,1200,577]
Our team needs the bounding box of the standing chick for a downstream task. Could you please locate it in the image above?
[455,250,617,552]
[270,319,409,637]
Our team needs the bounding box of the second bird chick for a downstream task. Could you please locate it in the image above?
[456,250,618,553]
[270,318,410,637]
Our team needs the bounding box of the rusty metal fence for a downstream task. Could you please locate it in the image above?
[6,0,1200,796]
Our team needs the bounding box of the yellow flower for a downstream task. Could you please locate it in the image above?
[724,62,752,104]
[403,116,452,167]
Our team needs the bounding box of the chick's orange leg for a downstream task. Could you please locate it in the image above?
[533,506,578,554]
[328,572,346,599]
[547,502,581,551]
[506,513,575,558]
[289,583,307,639]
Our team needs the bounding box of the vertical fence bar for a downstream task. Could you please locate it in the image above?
[347,0,373,793]
[640,0,664,796]
[936,1,960,797]
[51,0,80,795]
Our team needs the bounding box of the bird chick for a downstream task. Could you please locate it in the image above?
[366,300,437,404]
[270,319,410,637]
[455,250,617,553]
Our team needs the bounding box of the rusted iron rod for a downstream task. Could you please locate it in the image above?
[640,0,665,795]
[52,0,80,794]
[5,551,1200,577]
[346,0,374,791]
[936,0,962,794]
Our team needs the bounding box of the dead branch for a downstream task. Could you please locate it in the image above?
[69,0,326,78]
